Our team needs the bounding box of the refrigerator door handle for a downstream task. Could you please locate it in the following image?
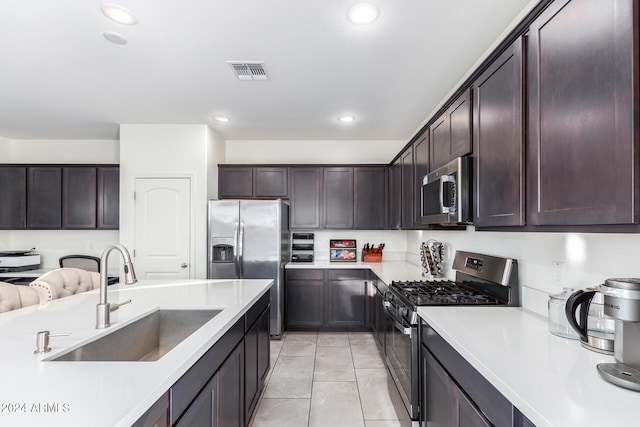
[233,222,240,277]
[238,221,245,278]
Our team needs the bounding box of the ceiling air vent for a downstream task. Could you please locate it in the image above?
[227,61,269,81]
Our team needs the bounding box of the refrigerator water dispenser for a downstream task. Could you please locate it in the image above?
[212,243,234,262]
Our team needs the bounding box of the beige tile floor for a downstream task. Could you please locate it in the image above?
[249,332,411,427]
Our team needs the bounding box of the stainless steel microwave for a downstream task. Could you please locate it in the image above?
[420,156,472,226]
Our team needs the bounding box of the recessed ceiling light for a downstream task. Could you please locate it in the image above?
[214,116,230,123]
[103,31,127,45]
[338,115,356,123]
[347,3,379,25]
[101,4,137,25]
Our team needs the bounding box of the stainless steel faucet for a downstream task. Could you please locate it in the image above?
[96,243,138,329]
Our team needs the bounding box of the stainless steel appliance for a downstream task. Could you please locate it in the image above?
[564,288,615,354]
[384,250,519,421]
[207,199,290,338]
[420,156,472,226]
[597,278,640,391]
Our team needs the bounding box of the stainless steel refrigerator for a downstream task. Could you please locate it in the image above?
[207,199,290,338]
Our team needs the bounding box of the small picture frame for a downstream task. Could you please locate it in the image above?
[329,239,357,262]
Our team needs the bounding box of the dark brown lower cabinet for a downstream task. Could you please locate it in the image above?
[285,269,368,331]
[216,342,244,427]
[245,305,270,423]
[420,320,535,427]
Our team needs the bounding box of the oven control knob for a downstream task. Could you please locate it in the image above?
[385,292,394,303]
[399,307,408,317]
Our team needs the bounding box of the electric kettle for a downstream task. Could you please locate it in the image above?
[565,288,615,354]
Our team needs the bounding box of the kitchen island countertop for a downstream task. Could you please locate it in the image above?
[0,278,273,427]
[418,306,637,427]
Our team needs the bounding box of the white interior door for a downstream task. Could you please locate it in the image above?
[134,177,191,280]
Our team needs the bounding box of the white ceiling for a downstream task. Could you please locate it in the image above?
[0,0,537,141]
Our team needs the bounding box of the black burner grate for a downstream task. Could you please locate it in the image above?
[390,280,502,306]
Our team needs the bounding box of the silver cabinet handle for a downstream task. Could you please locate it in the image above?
[181,263,188,268]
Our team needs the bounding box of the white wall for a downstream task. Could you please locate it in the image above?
[0,136,10,161]
[225,140,405,164]
[120,124,225,279]
[2,138,119,268]
[206,127,226,200]
[407,228,640,313]
[10,139,119,163]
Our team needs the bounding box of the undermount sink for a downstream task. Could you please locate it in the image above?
[51,309,222,362]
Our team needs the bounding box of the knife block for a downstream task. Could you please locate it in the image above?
[362,248,383,262]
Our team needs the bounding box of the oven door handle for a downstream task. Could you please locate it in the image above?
[384,306,413,337]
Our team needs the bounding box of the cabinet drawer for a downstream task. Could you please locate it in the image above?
[326,269,367,281]
[286,269,324,281]
[245,292,270,332]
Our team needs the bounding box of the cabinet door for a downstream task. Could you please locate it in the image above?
[422,348,455,427]
[430,114,449,171]
[244,319,259,422]
[527,0,636,225]
[97,167,119,229]
[326,270,366,328]
[448,89,472,160]
[473,38,525,227]
[285,270,324,327]
[215,341,244,427]
[219,167,254,198]
[254,167,288,198]
[289,168,322,229]
[62,167,97,229]
[413,133,429,228]
[323,167,354,228]
[27,167,62,229]
[354,167,387,229]
[0,167,26,229]
[175,376,215,427]
[389,159,401,229]
[257,307,270,383]
[454,386,491,427]
[431,90,472,170]
[400,147,414,229]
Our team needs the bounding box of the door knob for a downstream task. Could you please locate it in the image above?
[181,263,188,269]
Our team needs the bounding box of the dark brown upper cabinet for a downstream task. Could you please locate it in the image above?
[218,166,288,199]
[473,37,525,227]
[413,132,429,229]
[63,167,97,229]
[254,167,288,198]
[289,167,322,230]
[323,167,354,229]
[430,89,472,170]
[27,167,62,229]
[400,147,414,229]
[218,167,253,198]
[389,158,401,230]
[527,0,637,225]
[354,167,387,230]
[97,167,120,229]
[0,167,26,229]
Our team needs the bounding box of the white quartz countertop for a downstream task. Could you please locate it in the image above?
[286,260,424,285]
[0,278,273,427]
[417,306,637,427]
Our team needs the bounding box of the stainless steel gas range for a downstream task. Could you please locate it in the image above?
[383,250,519,422]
